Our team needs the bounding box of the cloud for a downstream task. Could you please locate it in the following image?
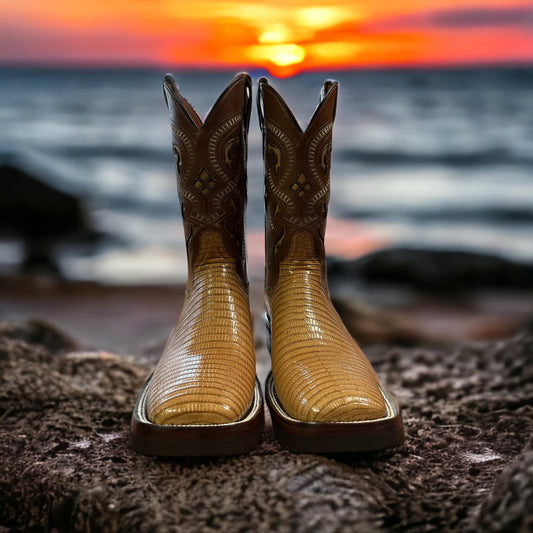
[366,4,533,32]
[429,5,533,28]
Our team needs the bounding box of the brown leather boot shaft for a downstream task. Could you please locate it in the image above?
[258,77,336,301]
[258,78,387,423]
[145,74,256,426]
[164,72,251,287]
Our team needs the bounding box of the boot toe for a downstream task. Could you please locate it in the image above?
[281,379,388,423]
[150,398,241,425]
[307,392,387,423]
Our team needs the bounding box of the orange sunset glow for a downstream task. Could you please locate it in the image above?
[1,0,532,76]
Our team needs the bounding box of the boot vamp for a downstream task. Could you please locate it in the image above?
[146,262,256,425]
[271,261,387,423]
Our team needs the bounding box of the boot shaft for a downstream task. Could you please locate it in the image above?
[163,73,252,285]
[257,78,338,294]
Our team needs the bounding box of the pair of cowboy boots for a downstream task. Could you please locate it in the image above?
[130,73,404,456]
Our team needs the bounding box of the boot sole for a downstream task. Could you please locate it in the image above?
[265,372,404,453]
[130,375,264,456]
[265,316,405,453]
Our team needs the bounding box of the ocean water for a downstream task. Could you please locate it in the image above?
[1,67,532,283]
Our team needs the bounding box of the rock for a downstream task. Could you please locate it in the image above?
[1,320,532,531]
[332,292,533,345]
[0,159,99,275]
[328,248,533,344]
[331,296,424,345]
[472,451,533,532]
[328,248,533,292]
[0,318,79,353]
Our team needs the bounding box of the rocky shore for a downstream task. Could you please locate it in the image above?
[1,245,532,531]
[0,318,531,532]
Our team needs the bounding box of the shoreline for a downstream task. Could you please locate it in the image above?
[2,269,532,357]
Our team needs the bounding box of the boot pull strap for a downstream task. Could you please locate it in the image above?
[319,79,339,123]
[242,74,253,134]
[320,80,336,101]
[257,77,269,133]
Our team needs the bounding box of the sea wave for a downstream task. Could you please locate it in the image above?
[40,144,533,168]
[335,147,533,167]
[342,206,533,223]
[47,145,171,161]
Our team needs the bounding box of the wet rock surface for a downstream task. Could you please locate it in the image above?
[0,320,531,532]
[328,248,533,292]
[0,158,100,275]
[327,249,533,345]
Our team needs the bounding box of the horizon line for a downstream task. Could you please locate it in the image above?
[1,59,533,75]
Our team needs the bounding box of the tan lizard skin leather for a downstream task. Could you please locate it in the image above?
[145,73,257,425]
[258,78,387,423]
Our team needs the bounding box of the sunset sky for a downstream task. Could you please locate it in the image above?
[1,0,532,76]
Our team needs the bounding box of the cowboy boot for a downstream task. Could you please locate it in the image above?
[257,78,404,452]
[130,73,263,456]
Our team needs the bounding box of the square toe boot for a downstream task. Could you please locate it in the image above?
[258,78,404,453]
[130,73,264,456]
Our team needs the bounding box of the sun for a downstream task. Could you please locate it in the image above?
[246,43,306,77]
[243,6,365,76]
